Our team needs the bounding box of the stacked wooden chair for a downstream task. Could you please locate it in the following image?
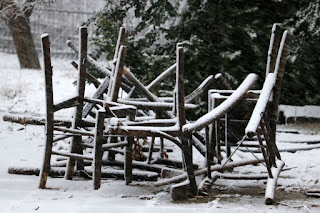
[153,24,292,205]
[37,26,207,193]
[39,26,137,189]
[187,24,293,204]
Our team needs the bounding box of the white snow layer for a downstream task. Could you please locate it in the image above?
[245,73,276,136]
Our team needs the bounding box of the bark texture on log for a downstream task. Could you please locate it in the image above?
[8,167,158,181]
[3,114,95,128]
[93,110,106,189]
[39,34,54,189]
[65,27,88,179]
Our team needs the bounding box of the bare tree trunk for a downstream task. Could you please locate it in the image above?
[1,0,40,69]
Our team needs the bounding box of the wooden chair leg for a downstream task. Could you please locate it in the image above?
[66,26,88,179]
[93,109,106,190]
[205,126,212,179]
[125,137,133,184]
[209,123,217,163]
[159,137,164,158]
[182,136,197,197]
[146,136,155,164]
[39,33,54,189]
[215,119,222,164]
[177,46,197,197]
[224,114,231,158]
[125,112,135,184]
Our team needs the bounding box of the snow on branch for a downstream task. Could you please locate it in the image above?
[182,73,258,133]
[245,73,276,137]
[274,30,289,77]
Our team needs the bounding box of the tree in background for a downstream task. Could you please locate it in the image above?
[0,0,41,69]
[91,0,320,112]
[91,1,178,95]
[282,1,320,105]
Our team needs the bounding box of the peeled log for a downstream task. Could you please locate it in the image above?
[3,114,71,127]
[51,159,175,174]
[3,114,95,128]
[8,166,158,181]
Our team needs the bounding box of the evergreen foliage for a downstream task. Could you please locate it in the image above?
[91,0,320,112]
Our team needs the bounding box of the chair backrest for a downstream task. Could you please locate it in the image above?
[266,24,283,77]
[107,27,126,102]
[269,29,293,135]
[245,27,293,138]
[107,45,127,102]
[264,24,293,115]
[176,45,186,128]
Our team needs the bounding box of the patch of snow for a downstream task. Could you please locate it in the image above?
[221,50,242,61]
[279,105,320,119]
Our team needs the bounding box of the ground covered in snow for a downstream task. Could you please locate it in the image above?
[1,53,320,212]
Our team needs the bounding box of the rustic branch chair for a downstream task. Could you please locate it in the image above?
[154,24,293,204]
[200,24,292,204]
[39,27,136,189]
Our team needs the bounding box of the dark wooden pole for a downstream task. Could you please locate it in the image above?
[225,113,231,158]
[147,137,156,164]
[93,109,106,189]
[215,119,222,164]
[176,46,197,197]
[209,123,216,161]
[66,26,88,179]
[270,31,293,148]
[106,44,127,161]
[109,45,127,102]
[159,137,164,158]
[124,114,135,185]
[39,33,54,189]
[205,126,212,179]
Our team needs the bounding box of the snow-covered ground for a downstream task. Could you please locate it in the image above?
[279,105,320,122]
[1,52,320,212]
